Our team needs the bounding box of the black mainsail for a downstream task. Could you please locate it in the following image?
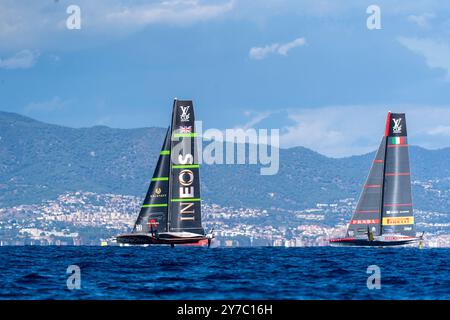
[346,137,386,238]
[132,128,171,235]
[168,100,204,235]
[381,112,415,237]
[116,99,211,246]
[330,112,421,246]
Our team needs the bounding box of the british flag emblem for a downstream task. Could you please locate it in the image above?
[179,126,192,133]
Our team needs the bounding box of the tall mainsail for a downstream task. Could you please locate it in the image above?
[331,112,419,246]
[381,112,415,236]
[346,112,414,238]
[346,137,386,237]
[116,99,211,245]
[168,100,204,235]
[132,128,171,235]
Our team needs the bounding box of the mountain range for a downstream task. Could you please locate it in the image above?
[1,111,449,212]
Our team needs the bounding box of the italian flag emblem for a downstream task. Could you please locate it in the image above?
[391,137,406,145]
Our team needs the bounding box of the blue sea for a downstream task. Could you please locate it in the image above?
[0,246,448,300]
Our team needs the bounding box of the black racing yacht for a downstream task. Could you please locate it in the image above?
[116,99,213,247]
[330,112,423,247]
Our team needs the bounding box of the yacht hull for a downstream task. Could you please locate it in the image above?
[329,236,420,247]
[116,233,209,245]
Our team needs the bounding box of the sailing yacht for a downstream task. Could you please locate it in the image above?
[116,99,213,247]
[330,112,423,246]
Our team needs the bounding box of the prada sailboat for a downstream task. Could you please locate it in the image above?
[330,112,423,247]
[116,99,213,246]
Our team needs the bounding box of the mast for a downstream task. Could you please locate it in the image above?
[167,99,176,232]
[379,112,390,236]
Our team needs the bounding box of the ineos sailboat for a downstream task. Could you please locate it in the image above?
[330,112,423,247]
[116,99,213,247]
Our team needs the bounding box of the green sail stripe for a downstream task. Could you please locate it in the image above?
[142,203,168,208]
[160,150,170,155]
[170,198,201,202]
[173,133,198,138]
[151,177,169,181]
[172,164,200,169]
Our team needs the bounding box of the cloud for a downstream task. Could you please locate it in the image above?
[95,116,113,126]
[48,54,61,63]
[279,106,380,157]
[24,96,72,114]
[427,125,450,136]
[104,0,234,30]
[218,106,450,157]
[0,0,234,51]
[277,105,450,157]
[0,50,39,69]
[2,0,448,53]
[278,38,307,55]
[407,13,435,29]
[249,37,306,60]
[238,111,272,130]
[248,44,279,60]
[398,37,450,80]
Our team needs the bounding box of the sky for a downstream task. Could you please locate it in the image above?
[1,0,450,157]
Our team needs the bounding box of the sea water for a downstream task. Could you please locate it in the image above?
[0,246,448,299]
